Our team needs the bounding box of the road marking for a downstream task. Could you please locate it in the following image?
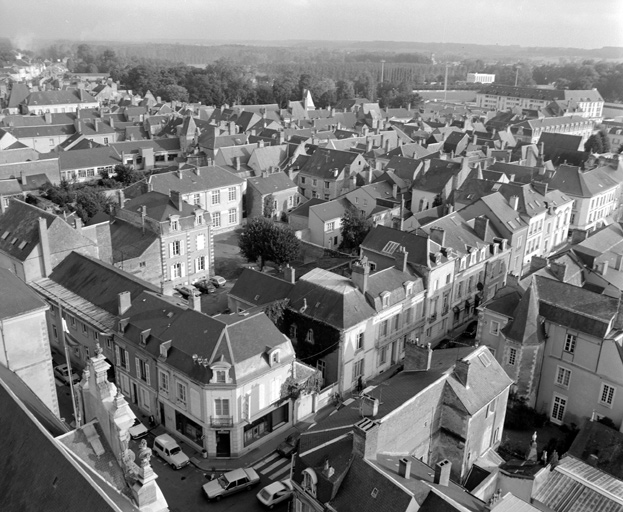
[252,452,279,470]
[271,464,291,480]
[260,458,288,475]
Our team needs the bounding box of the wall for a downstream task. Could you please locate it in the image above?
[113,239,162,288]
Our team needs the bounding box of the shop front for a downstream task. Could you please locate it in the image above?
[175,410,204,448]
[243,402,289,448]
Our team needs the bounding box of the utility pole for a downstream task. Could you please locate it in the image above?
[59,302,81,428]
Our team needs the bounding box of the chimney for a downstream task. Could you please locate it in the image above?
[170,190,183,211]
[430,227,446,247]
[404,342,432,371]
[234,156,241,171]
[109,116,114,129]
[351,260,370,294]
[394,246,408,273]
[352,418,379,459]
[188,292,201,312]
[74,217,82,232]
[398,458,412,479]
[283,265,296,284]
[366,137,373,152]
[509,195,519,211]
[434,459,452,486]
[454,358,472,388]
[44,112,52,124]
[474,216,490,241]
[392,183,398,198]
[616,254,623,272]
[530,255,548,273]
[118,291,131,316]
[549,261,567,281]
[38,217,52,277]
[322,459,335,479]
[598,260,609,276]
[94,118,101,133]
[360,395,379,417]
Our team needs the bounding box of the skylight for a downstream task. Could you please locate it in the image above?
[507,220,516,229]
[18,241,27,250]
[382,241,400,254]
[478,353,491,367]
[0,231,9,240]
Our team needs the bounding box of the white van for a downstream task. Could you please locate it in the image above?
[153,434,190,469]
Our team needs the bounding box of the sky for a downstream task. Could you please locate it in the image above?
[1,0,622,50]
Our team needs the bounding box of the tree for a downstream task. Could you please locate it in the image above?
[263,194,276,218]
[584,131,610,153]
[238,218,300,270]
[339,206,373,252]
[159,84,189,103]
[74,188,112,223]
[111,164,143,186]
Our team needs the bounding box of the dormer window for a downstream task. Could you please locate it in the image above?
[194,210,204,225]
[470,252,476,265]
[460,257,466,270]
[215,370,226,383]
[381,291,391,308]
[404,281,413,296]
[480,248,486,261]
[268,348,281,366]
[170,216,180,231]
[210,360,232,384]
[302,468,318,497]
[306,329,314,344]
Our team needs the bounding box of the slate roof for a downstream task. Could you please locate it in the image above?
[501,281,546,346]
[149,165,243,195]
[478,85,565,102]
[0,268,48,320]
[288,198,325,219]
[7,124,76,139]
[247,171,297,196]
[412,159,462,193]
[309,198,349,222]
[58,146,121,170]
[48,252,158,316]
[548,164,619,198]
[484,288,522,318]
[538,132,583,152]
[568,420,623,480]
[298,148,362,180]
[0,377,118,512]
[110,220,159,263]
[361,225,438,268]
[0,199,56,261]
[25,89,97,105]
[110,138,180,154]
[420,212,503,255]
[123,191,198,221]
[287,268,375,330]
[366,266,424,311]
[228,268,294,306]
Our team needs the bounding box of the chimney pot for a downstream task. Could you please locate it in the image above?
[398,458,412,479]
[434,459,452,486]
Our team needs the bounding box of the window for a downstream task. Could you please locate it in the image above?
[195,256,206,272]
[159,371,169,392]
[312,191,318,198]
[300,176,306,184]
[490,321,500,336]
[171,262,183,279]
[380,319,388,337]
[228,187,237,202]
[564,334,576,354]
[326,221,335,232]
[306,329,314,344]
[508,347,517,366]
[600,384,615,407]
[103,137,109,145]
[196,234,205,250]
[229,208,237,224]
[393,314,400,331]
[82,322,88,334]
[52,325,58,340]
[382,293,390,308]
[289,324,297,340]
[352,359,364,381]
[213,212,221,228]
[170,219,179,231]
[136,358,150,384]
[302,469,317,497]
[215,370,227,383]
[214,398,230,416]
[556,367,571,388]
[70,316,76,328]
[176,381,187,405]
[312,179,318,186]
[405,306,413,325]
[92,330,99,341]
[324,181,330,189]
[379,346,387,365]
[212,190,220,205]
[192,193,201,205]
[170,240,181,256]
[317,360,326,380]
[356,332,364,351]
[457,281,463,299]
[551,395,566,424]
[271,351,280,365]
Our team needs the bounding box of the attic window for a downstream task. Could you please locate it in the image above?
[371,488,379,498]
[381,291,391,308]
[10,238,18,245]
[382,241,400,254]
[0,231,9,240]
[315,301,321,308]
[507,220,517,229]
[254,294,260,301]
[18,241,28,250]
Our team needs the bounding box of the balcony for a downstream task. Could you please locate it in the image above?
[375,323,420,349]
[428,313,437,324]
[210,416,233,428]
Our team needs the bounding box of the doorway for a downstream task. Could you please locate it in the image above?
[131,382,138,405]
[216,431,231,457]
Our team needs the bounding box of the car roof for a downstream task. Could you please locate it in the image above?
[225,468,248,480]
[264,481,288,493]
[155,433,177,445]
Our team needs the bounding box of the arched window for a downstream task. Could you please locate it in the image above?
[302,468,317,497]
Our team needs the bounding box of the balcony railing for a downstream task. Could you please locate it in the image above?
[210,416,234,428]
[375,323,420,349]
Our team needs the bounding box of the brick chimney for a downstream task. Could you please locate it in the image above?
[434,459,452,486]
[118,291,131,316]
[351,260,370,294]
[430,227,446,247]
[352,418,379,459]
[394,246,408,273]
[398,457,412,479]
[170,190,183,211]
[283,265,296,284]
[474,216,490,241]
[454,357,472,389]
[404,342,432,371]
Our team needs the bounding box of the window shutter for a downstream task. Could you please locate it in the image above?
[125,350,130,371]
[145,364,150,385]
[169,242,173,258]
[180,241,185,256]
[181,263,185,277]
[135,357,140,378]
[115,345,120,366]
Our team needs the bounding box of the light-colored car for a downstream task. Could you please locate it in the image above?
[203,467,260,501]
[256,479,293,509]
[174,284,201,298]
[129,418,149,440]
[53,363,81,385]
[209,276,227,288]
[153,434,190,469]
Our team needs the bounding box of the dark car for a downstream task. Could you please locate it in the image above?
[195,279,217,294]
[464,321,478,338]
[276,432,300,458]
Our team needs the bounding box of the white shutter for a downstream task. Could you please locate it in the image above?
[135,357,140,378]
[181,263,185,277]
[115,345,120,366]
[258,383,266,410]
[180,240,185,255]
[169,242,173,258]
[145,364,150,385]
[125,350,130,371]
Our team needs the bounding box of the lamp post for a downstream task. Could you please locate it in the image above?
[58,302,81,428]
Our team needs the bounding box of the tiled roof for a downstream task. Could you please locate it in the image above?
[123,191,198,222]
[228,268,294,306]
[247,171,297,196]
[0,199,56,261]
[25,89,97,105]
[58,146,121,170]
[149,165,243,195]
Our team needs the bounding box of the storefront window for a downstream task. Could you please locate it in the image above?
[175,410,203,445]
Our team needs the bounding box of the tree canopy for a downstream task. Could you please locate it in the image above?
[584,131,611,154]
[339,206,373,252]
[238,218,300,270]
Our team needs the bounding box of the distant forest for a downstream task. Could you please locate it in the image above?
[10,39,623,106]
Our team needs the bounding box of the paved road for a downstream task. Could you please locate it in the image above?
[130,435,292,512]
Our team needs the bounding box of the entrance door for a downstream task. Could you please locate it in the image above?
[551,395,567,424]
[159,402,165,426]
[390,341,397,364]
[131,382,138,405]
[216,431,231,457]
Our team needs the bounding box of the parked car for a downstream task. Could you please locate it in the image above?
[153,434,190,469]
[194,279,216,294]
[256,479,293,508]
[129,418,149,440]
[53,363,81,385]
[203,468,260,501]
[209,275,227,288]
[276,432,300,458]
[464,320,478,338]
[174,284,201,298]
